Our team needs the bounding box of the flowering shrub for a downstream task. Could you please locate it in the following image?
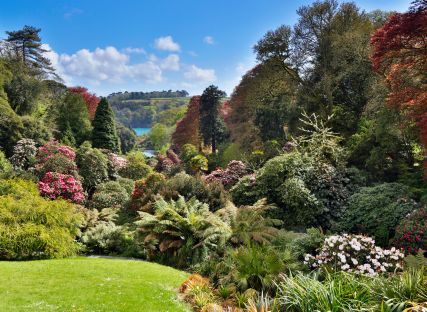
[155,154,176,174]
[107,153,128,179]
[37,140,76,163]
[90,181,130,209]
[392,208,427,254]
[76,145,109,190]
[38,172,85,204]
[10,138,37,171]
[204,160,248,188]
[304,234,405,276]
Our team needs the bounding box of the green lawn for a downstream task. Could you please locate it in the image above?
[0,257,190,312]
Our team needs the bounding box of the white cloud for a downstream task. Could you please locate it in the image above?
[184,65,216,83]
[160,54,180,71]
[154,36,180,52]
[203,36,215,45]
[44,45,165,85]
[123,47,146,54]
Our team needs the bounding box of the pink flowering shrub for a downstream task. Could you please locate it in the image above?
[204,160,248,188]
[392,208,427,254]
[304,234,405,276]
[38,172,85,204]
[35,141,78,177]
[37,140,76,163]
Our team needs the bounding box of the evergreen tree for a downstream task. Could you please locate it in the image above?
[5,25,55,77]
[199,85,226,154]
[92,98,119,152]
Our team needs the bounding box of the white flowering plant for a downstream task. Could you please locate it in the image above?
[304,234,405,276]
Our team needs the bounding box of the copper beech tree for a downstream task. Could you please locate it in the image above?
[172,96,201,149]
[370,0,427,175]
[69,86,100,119]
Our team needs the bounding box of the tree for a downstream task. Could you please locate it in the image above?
[5,25,55,77]
[370,1,427,176]
[69,86,100,120]
[4,73,42,115]
[199,86,226,153]
[172,96,201,149]
[92,98,120,152]
[57,92,92,146]
[149,123,171,151]
[116,122,136,154]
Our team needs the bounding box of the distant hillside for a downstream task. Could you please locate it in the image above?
[107,90,190,128]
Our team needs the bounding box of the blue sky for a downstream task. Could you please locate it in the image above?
[0,0,412,96]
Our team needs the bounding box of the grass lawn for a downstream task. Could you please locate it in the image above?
[0,257,191,312]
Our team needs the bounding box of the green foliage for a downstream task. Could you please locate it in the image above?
[0,179,82,260]
[56,92,92,146]
[92,98,119,152]
[20,115,52,145]
[199,85,226,153]
[135,196,231,268]
[36,153,78,178]
[90,181,131,210]
[180,143,198,163]
[119,150,152,180]
[164,172,228,212]
[232,147,358,229]
[0,151,12,177]
[116,123,137,154]
[4,73,42,115]
[0,100,23,156]
[225,199,282,245]
[339,183,419,246]
[189,154,208,172]
[288,227,325,261]
[76,143,109,191]
[149,123,171,151]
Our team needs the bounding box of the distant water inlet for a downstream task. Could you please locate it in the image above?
[133,127,151,136]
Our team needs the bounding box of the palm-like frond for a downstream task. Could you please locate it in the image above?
[135,195,231,267]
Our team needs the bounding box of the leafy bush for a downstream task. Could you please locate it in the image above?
[0,180,82,260]
[164,172,228,212]
[392,208,427,254]
[190,154,208,172]
[305,234,405,276]
[10,138,37,171]
[0,150,12,176]
[339,183,419,246]
[76,143,109,190]
[81,222,132,255]
[37,140,76,163]
[119,150,152,180]
[180,144,198,163]
[135,196,231,268]
[232,151,357,229]
[0,178,39,198]
[38,172,85,204]
[90,180,131,209]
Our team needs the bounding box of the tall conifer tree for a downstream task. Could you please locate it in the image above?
[92,98,119,152]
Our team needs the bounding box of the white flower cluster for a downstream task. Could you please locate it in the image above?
[304,234,405,276]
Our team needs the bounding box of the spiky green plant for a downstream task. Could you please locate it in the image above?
[135,195,231,267]
[228,198,283,246]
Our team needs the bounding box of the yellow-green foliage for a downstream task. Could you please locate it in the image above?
[0,179,83,260]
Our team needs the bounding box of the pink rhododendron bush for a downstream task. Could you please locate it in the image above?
[38,172,85,204]
[304,234,405,276]
[37,140,76,163]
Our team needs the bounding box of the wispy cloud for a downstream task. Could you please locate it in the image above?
[154,36,180,52]
[203,36,215,45]
[64,8,83,19]
[184,64,216,83]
